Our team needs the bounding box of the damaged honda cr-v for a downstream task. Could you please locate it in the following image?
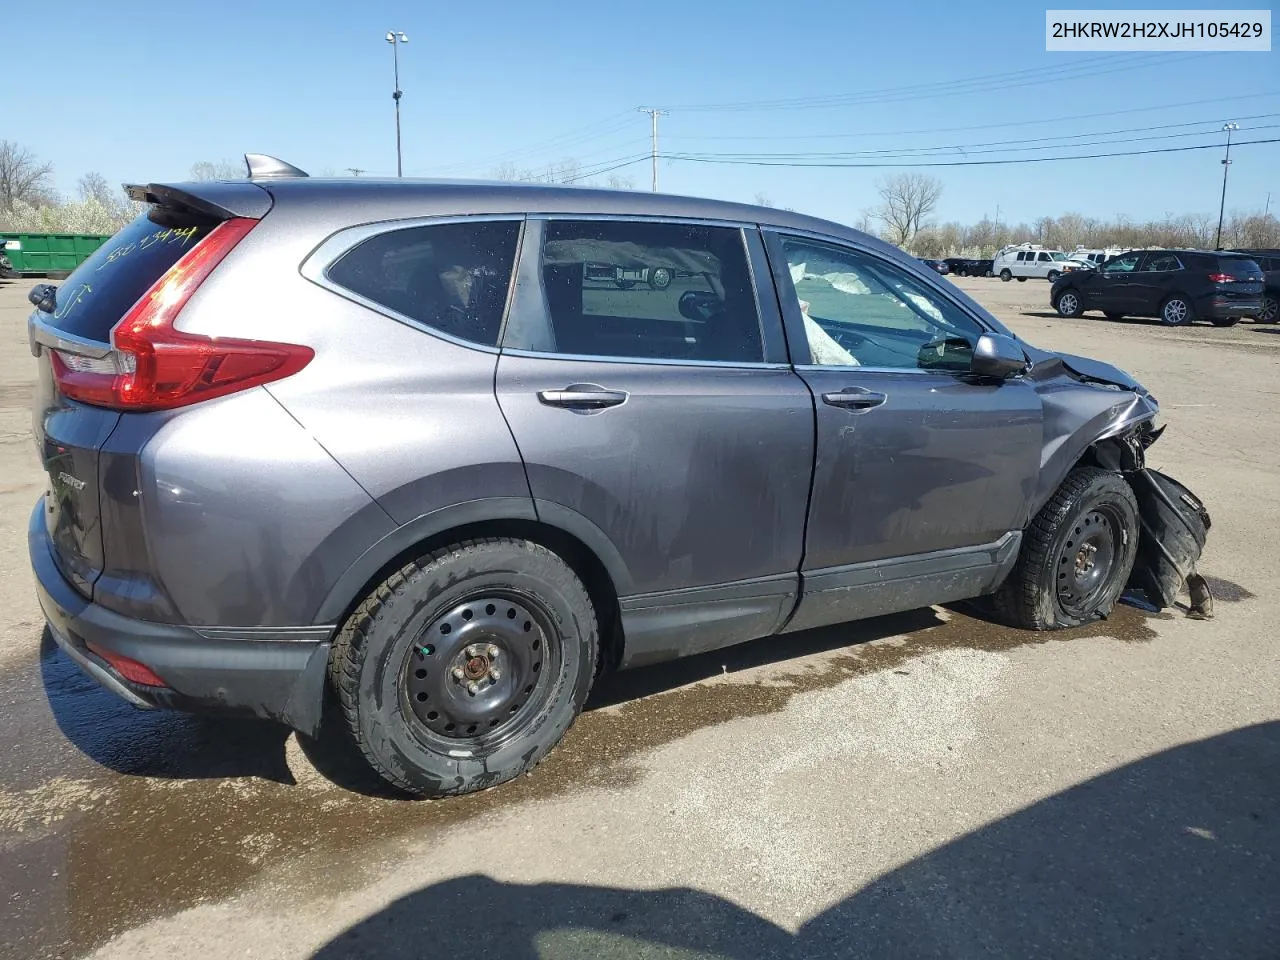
[27,155,1211,798]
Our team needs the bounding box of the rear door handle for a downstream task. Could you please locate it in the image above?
[822,387,887,411]
[537,384,629,410]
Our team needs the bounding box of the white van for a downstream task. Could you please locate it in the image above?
[992,244,1072,282]
[1063,248,1127,272]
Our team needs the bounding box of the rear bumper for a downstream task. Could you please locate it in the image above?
[29,501,330,736]
[1200,298,1262,319]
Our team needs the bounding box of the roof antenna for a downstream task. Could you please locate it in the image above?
[244,154,309,179]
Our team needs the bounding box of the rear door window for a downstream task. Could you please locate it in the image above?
[326,219,521,347]
[536,220,763,363]
[45,213,213,342]
[1147,254,1181,272]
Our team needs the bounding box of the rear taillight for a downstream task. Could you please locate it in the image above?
[53,217,314,412]
[1207,273,1235,283]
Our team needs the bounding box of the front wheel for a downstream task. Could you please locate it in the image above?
[1258,294,1278,323]
[1160,296,1192,326]
[1000,269,1012,282]
[1055,290,1083,318]
[329,538,598,797]
[991,467,1139,630]
[1047,270,1061,282]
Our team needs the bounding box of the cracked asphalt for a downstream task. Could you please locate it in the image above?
[0,275,1276,959]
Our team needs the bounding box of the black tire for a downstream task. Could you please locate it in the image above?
[648,267,672,290]
[1000,269,1012,282]
[1104,312,1125,321]
[1047,269,1061,282]
[1054,289,1083,318]
[616,280,636,290]
[991,467,1139,631]
[1210,316,1239,328]
[329,538,598,797]
[1016,276,1027,282]
[1258,294,1278,323]
[1159,295,1193,326]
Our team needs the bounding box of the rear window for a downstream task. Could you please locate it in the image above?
[326,220,521,347]
[45,213,213,342]
[1216,257,1263,280]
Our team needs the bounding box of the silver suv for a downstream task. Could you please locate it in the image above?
[27,155,1209,797]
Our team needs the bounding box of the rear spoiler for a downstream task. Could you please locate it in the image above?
[123,180,274,221]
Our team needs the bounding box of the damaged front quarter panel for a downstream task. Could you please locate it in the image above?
[1022,346,1212,615]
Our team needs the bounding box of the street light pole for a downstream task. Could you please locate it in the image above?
[386,31,409,177]
[1214,122,1239,250]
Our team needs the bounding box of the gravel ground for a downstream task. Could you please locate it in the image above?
[0,273,1276,959]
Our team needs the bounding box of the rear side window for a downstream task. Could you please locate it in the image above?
[327,220,520,347]
[1147,254,1181,272]
[538,220,763,363]
[1216,257,1263,280]
[46,213,213,342]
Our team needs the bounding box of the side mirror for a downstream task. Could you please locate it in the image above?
[28,282,57,314]
[970,333,1028,380]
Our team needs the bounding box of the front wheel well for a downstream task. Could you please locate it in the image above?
[329,518,625,678]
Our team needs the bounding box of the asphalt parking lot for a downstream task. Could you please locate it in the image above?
[1,274,1277,959]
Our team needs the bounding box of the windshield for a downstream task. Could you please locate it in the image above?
[1050,252,1068,261]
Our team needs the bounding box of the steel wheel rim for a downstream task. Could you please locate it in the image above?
[1261,297,1278,323]
[650,268,672,289]
[400,591,560,750]
[1056,508,1120,618]
[1163,299,1188,325]
[1058,293,1078,316]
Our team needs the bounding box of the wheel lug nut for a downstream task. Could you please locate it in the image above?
[489,669,501,681]
[466,680,480,695]
[487,645,500,659]
[451,667,464,681]
[465,645,480,658]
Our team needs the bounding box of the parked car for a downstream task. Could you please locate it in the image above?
[1050,249,1264,326]
[27,155,1208,798]
[992,245,1072,282]
[0,252,15,278]
[943,257,993,277]
[1228,248,1279,322]
[920,258,950,275]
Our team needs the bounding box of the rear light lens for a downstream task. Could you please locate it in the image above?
[85,642,169,687]
[53,217,314,412]
[1207,273,1235,283]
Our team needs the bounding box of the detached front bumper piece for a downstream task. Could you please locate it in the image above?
[1126,469,1213,616]
[29,501,331,736]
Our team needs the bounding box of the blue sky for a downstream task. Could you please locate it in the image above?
[5,0,1276,228]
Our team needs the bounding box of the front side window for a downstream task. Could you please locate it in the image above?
[1147,254,1182,273]
[1038,252,1052,262]
[539,220,763,363]
[326,220,520,347]
[777,236,983,371]
[1102,253,1142,274]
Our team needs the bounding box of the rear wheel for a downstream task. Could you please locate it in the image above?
[329,538,598,797]
[991,467,1139,630]
[1160,295,1193,326]
[1000,269,1012,282]
[649,267,672,290]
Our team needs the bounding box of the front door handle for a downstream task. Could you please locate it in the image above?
[822,387,887,411]
[538,384,629,410]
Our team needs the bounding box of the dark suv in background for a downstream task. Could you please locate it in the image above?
[27,156,1209,798]
[1050,249,1264,326]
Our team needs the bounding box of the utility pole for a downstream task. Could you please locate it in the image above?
[386,31,409,177]
[1266,192,1272,217]
[637,107,668,192]
[1215,121,1239,250]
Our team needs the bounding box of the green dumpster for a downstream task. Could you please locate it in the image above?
[0,233,113,277]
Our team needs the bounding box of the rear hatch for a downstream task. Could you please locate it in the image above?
[31,216,219,595]
[1211,256,1264,303]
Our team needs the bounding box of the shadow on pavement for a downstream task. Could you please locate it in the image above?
[312,722,1280,959]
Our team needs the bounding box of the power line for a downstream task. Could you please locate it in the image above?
[662,136,1280,169]
[662,93,1280,143]
[660,54,1193,112]
[561,155,651,183]
[674,119,1280,162]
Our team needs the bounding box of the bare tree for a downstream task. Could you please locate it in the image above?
[754,192,775,208]
[605,173,636,190]
[491,161,519,181]
[872,174,943,247]
[77,171,116,207]
[189,159,245,181]
[0,140,56,209]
